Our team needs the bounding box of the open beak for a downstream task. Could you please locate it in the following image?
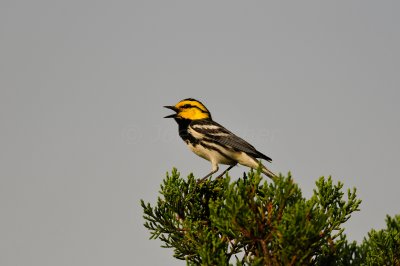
[164,106,178,118]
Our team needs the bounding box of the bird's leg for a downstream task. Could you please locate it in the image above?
[215,164,237,179]
[198,164,219,183]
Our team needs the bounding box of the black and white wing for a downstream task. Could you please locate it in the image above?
[189,119,272,162]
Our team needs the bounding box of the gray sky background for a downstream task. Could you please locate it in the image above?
[1,1,399,265]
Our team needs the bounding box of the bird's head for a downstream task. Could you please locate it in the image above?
[164,98,212,120]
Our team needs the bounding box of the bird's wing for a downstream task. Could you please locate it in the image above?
[190,120,272,162]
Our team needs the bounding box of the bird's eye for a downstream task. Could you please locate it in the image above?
[183,104,191,108]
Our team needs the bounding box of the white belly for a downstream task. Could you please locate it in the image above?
[187,142,236,165]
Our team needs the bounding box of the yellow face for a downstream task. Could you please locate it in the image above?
[164,98,211,120]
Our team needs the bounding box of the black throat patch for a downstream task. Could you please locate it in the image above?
[175,118,200,146]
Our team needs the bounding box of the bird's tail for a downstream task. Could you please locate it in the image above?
[262,166,278,180]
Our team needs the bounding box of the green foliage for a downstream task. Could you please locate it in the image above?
[141,169,364,265]
[361,215,400,266]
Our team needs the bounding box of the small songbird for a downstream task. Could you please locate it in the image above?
[164,98,277,181]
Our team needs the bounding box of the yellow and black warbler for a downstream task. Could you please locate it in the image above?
[164,98,277,181]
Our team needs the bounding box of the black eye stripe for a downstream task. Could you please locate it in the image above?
[180,104,209,114]
[196,106,208,113]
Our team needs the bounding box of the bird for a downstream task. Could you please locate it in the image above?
[164,98,277,181]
